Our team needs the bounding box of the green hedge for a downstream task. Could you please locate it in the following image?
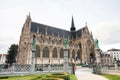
[0,76,8,79]
[0,73,77,80]
[46,73,69,80]
[40,78,64,80]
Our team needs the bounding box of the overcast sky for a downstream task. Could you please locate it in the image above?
[0,0,120,53]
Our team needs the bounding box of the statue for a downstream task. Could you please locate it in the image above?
[64,38,68,49]
[32,35,36,51]
[94,38,99,49]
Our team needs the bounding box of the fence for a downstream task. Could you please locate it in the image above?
[0,64,72,76]
[101,65,120,74]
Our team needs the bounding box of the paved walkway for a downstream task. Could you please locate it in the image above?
[75,67,108,80]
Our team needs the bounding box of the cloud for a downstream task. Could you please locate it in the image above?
[91,21,120,51]
[0,43,9,53]
[0,36,18,53]
[0,0,120,53]
[92,21,120,44]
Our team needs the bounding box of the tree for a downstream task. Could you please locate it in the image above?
[6,44,18,65]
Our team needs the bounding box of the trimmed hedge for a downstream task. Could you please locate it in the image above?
[0,76,8,79]
[0,73,76,80]
[46,73,69,80]
[41,78,64,80]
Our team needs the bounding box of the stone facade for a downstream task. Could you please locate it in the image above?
[17,14,95,64]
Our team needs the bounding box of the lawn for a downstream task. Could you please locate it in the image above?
[102,74,120,80]
[68,74,77,80]
[0,73,77,80]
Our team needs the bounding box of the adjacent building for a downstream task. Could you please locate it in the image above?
[107,48,120,61]
[101,52,114,65]
[0,54,7,64]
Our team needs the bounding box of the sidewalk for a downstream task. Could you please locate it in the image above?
[75,67,108,80]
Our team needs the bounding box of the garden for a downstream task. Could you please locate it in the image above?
[0,72,77,80]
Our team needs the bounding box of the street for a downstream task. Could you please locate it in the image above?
[75,67,108,80]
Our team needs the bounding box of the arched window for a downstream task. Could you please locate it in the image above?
[35,45,40,57]
[43,47,49,58]
[87,40,91,46]
[53,47,57,58]
[89,53,95,63]
[77,50,81,59]
[77,50,82,61]
[60,48,63,58]
[72,50,75,58]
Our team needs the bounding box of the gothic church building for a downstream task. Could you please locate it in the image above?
[17,14,95,64]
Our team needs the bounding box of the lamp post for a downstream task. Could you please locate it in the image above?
[48,59,51,72]
[86,43,88,64]
[71,58,75,74]
[74,54,77,70]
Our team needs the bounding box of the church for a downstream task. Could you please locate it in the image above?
[16,14,95,64]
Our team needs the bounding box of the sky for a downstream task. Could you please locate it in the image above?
[0,0,120,53]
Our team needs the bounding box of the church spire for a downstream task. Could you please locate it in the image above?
[85,21,87,27]
[70,16,76,31]
[24,13,32,27]
[90,31,93,38]
[26,12,31,22]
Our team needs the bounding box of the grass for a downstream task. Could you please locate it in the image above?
[0,74,39,80]
[102,74,120,80]
[68,74,77,80]
[0,73,77,80]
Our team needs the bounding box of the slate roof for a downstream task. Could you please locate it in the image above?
[30,22,82,39]
[31,22,71,38]
[76,29,82,38]
[108,48,120,51]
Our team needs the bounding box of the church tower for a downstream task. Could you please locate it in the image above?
[70,16,76,39]
[70,16,76,31]
[17,13,32,64]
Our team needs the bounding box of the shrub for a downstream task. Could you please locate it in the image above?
[47,73,69,80]
[0,76,8,79]
[41,78,64,80]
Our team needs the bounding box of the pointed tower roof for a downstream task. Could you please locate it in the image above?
[70,16,76,31]
[28,12,31,19]
[26,12,31,22]
[85,22,87,27]
[90,31,93,38]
